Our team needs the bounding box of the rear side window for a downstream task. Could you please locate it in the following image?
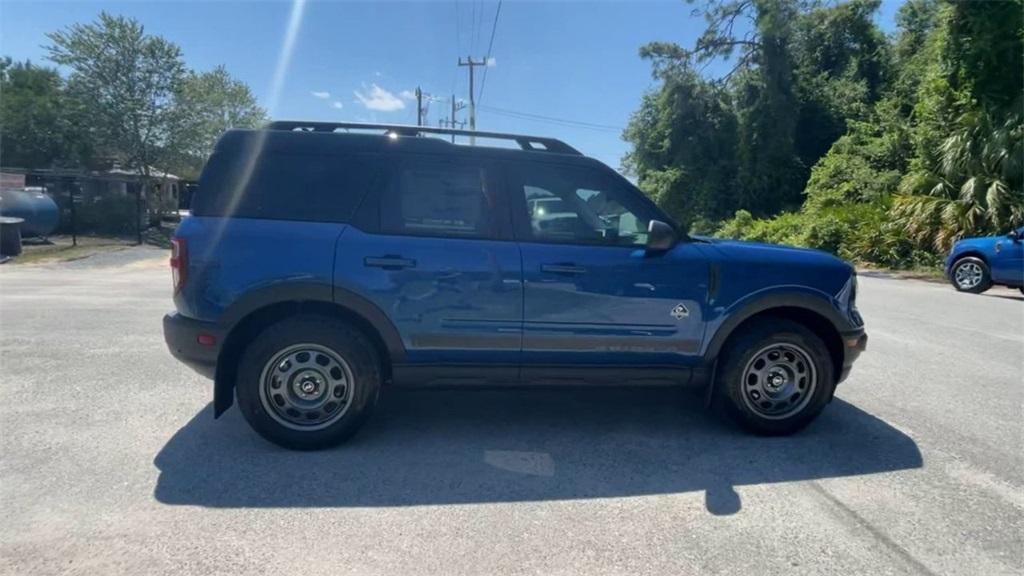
[193,151,378,222]
[381,158,498,238]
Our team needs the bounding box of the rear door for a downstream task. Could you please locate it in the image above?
[507,160,708,377]
[182,144,378,322]
[334,154,523,373]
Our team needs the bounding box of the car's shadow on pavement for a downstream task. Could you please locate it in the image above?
[153,388,921,515]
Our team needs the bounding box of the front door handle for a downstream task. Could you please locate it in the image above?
[364,255,417,270]
[541,263,586,275]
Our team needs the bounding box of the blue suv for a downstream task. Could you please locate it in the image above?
[944,227,1024,294]
[163,122,867,449]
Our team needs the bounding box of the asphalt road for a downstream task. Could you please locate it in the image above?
[1,247,1021,576]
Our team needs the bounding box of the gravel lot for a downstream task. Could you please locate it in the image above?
[1,247,1021,576]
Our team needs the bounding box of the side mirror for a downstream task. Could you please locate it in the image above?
[646,219,677,253]
[1008,230,1021,242]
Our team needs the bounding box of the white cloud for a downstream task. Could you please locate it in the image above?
[331,101,344,109]
[353,83,406,112]
[311,90,330,99]
[399,89,417,101]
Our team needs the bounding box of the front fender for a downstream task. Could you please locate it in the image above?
[702,286,849,361]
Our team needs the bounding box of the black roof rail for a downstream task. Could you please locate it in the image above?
[265,120,582,155]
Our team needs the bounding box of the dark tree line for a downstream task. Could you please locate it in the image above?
[1,12,266,181]
[625,0,1023,268]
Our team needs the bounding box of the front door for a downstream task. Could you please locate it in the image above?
[991,227,1024,286]
[506,161,708,380]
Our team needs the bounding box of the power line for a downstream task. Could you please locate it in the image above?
[475,0,486,55]
[477,0,502,106]
[451,1,461,96]
[469,0,478,55]
[477,104,624,132]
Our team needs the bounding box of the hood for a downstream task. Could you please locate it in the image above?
[953,235,998,247]
[694,235,849,266]
[692,236,854,298]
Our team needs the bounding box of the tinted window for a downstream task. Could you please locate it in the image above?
[382,159,496,238]
[193,151,377,222]
[513,164,655,246]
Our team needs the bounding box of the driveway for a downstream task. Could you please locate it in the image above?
[1,248,1021,575]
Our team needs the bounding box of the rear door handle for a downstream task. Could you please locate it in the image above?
[364,255,417,270]
[541,263,586,275]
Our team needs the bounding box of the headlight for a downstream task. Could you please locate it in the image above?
[836,274,862,326]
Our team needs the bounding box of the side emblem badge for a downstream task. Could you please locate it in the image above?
[671,303,689,320]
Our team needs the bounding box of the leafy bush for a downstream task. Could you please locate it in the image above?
[713,202,941,269]
[75,195,140,235]
[686,216,719,236]
[714,210,756,240]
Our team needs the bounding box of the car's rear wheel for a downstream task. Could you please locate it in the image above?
[950,257,992,293]
[236,315,381,450]
[714,318,835,435]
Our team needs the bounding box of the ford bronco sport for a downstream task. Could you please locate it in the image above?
[163,122,867,450]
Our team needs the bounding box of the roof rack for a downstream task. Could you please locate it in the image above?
[265,120,582,155]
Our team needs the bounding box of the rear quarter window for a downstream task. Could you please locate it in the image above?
[192,151,378,222]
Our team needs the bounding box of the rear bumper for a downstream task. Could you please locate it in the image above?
[163,313,223,379]
[838,328,868,383]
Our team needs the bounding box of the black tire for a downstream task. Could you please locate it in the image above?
[714,318,835,435]
[236,315,381,450]
[949,256,992,293]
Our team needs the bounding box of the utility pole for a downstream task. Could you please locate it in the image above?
[450,93,466,143]
[458,56,487,144]
[415,87,423,126]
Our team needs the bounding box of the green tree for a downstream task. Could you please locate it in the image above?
[675,0,807,216]
[45,12,186,178]
[790,0,892,169]
[630,0,1022,269]
[733,0,804,215]
[165,66,267,179]
[630,0,891,219]
[623,62,739,226]
[0,58,88,168]
[896,109,1024,250]
[895,0,1024,249]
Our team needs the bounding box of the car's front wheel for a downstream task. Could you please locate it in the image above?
[715,318,835,435]
[236,315,381,450]
[950,257,992,293]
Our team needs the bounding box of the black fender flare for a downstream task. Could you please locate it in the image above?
[703,288,848,362]
[213,281,405,416]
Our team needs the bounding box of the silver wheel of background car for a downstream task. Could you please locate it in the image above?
[258,343,355,431]
[740,343,818,420]
[954,261,984,290]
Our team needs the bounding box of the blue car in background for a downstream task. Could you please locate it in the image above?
[945,227,1024,294]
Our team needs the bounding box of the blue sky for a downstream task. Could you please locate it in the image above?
[1,0,904,170]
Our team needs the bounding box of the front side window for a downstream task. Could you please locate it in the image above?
[383,159,496,238]
[514,164,654,246]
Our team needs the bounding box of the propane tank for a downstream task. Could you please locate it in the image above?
[0,188,60,238]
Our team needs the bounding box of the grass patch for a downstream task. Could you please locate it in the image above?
[857,265,946,283]
[7,222,175,265]
[12,237,131,265]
